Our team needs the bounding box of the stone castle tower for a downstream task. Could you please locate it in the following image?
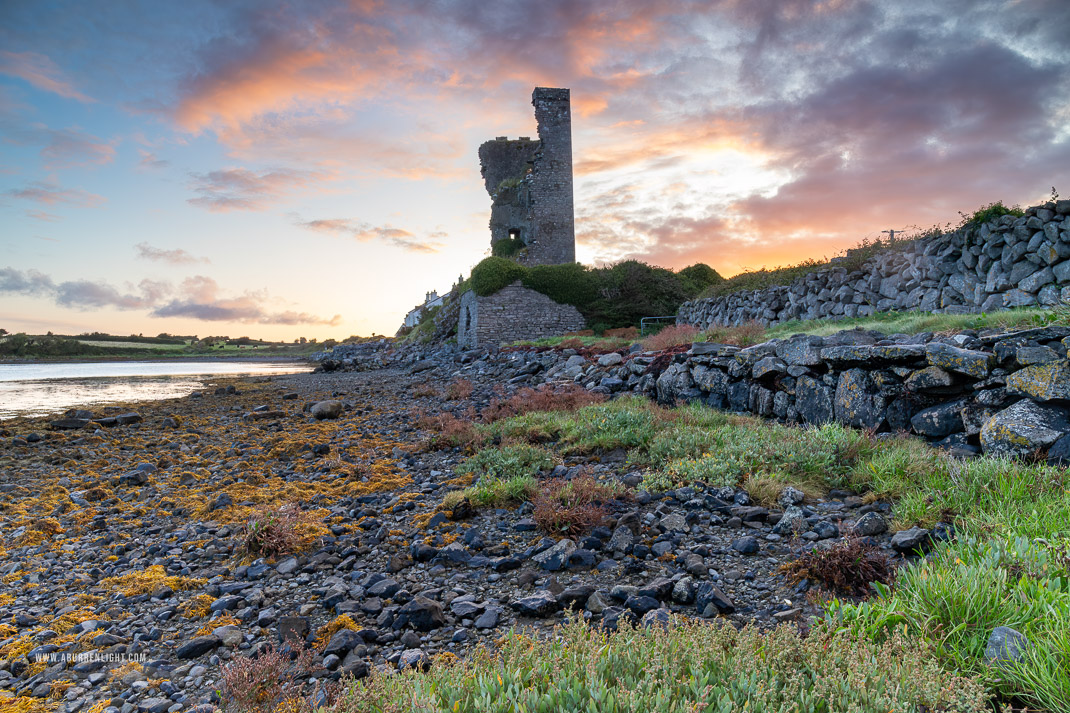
[477,87,575,265]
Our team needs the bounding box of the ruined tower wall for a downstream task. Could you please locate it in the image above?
[457,282,586,348]
[528,88,576,265]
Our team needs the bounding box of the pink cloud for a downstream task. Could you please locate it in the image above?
[187,166,334,211]
[0,51,94,102]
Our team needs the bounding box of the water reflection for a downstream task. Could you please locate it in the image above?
[0,361,311,419]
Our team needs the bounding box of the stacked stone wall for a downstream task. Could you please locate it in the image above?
[679,201,1070,329]
[456,282,586,348]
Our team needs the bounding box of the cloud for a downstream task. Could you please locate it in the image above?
[39,127,116,169]
[151,276,341,325]
[0,50,94,102]
[4,180,105,207]
[135,242,209,265]
[0,267,158,309]
[187,166,332,211]
[0,267,54,295]
[25,210,61,222]
[53,279,162,310]
[0,268,339,325]
[297,217,443,253]
[136,150,170,170]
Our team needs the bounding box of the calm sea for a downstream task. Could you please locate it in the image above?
[0,361,311,419]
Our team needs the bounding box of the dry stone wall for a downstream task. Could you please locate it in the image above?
[456,282,586,348]
[679,201,1070,328]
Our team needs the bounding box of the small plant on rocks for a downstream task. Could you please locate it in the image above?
[532,475,619,537]
[445,379,474,400]
[238,503,316,559]
[221,644,328,713]
[782,536,894,597]
[480,384,606,423]
[416,410,484,451]
[641,323,701,352]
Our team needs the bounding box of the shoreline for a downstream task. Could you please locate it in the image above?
[0,354,312,366]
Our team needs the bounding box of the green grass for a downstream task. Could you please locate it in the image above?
[762,306,1066,340]
[509,306,1067,351]
[454,443,557,506]
[829,536,1070,712]
[337,617,988,713]
[443,387,1070,709]
[472,397,1070,533]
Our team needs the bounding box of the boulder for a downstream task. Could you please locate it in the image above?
[531,539,576,571]
[984,626,1030,667]
[980,399,1070,458]
[398,596,445,632]
[1005,361,1070,402]
[890,527,930,554]
[834,369,884,429]
[796,376,834,425]
[910,400,966,438]
[694,582,735,615]
[511,591,559,617]
[926,343,993,379]
[311,400,344,420]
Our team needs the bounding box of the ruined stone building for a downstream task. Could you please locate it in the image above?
[478,87,575,265]
[457,88,586,348]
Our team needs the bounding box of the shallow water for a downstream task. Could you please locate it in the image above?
[0,361,311,419]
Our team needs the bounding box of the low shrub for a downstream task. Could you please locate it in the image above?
[699,321,767,346]
[411,383,439,398]
[960,200,1024,229]
[463,475,539,508]
[480,384,606,423]
[238,503,318,559]
[470,257,526,296]
[221,645,330,713]
[445,379,473,400]
[416,411,484,451]
[455,443,558,482]
[782,537,895,597]
[641,323,700,351]
[333,617,988,712]
[532,475,619,537]
[603,326,639,340]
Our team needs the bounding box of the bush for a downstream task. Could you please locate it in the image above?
[522,262,600,307]
[456,443,559,482]
[466,257,720,331]
[221,645,329,713]
[470,257,526,296]
[677,262,723,294]
[532,475,620,537]
[480,384,606,423]
[238,503,318,559]
[641,323,700,351]
[334,617,988,712]
[782,536,894,597]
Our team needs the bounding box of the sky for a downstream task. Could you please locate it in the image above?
[1,0,1069,340]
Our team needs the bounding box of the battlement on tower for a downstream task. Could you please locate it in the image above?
[477,87,575,265]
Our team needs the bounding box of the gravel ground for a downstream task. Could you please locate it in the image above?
[0,361,917,713]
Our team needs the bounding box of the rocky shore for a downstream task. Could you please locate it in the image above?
[1,324,1066,713]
